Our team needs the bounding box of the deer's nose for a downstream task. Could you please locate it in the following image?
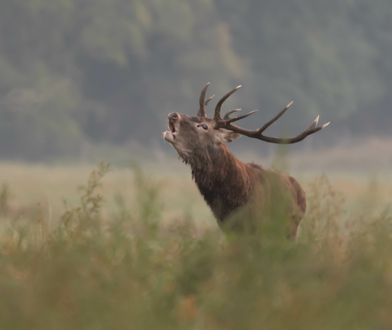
[168,112,179,121]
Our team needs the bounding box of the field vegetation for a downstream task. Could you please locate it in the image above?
[0,162,390,329]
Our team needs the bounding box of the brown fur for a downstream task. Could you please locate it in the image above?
[191,144,306,236]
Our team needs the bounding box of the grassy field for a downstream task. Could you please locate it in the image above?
[0,161,391,330]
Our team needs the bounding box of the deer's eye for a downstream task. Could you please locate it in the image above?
[197,123,209,130]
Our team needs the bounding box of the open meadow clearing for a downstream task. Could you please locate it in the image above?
[0,161,390,329]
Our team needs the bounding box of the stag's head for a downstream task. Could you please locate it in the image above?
[162,112,240,161]
[162,83,240,162]
[163,83,330,163]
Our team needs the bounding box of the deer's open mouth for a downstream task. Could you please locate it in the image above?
[163,120,178,144]
[169,121,176,134]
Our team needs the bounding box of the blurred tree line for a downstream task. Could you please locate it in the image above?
[0,0,390,160]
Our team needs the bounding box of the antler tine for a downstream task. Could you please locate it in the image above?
[197,82,210,118]
[223,109,242,120]
[226,110,259,124]
[214,85,242,121]
[205,94,215,106]
[258,100,293,134]
[306,114,320,131]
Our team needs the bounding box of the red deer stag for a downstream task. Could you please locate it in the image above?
[163,83,330,237]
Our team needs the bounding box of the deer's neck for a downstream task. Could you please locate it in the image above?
[190,144,259,221]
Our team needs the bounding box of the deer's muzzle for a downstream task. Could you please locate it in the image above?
[163,112,180,144]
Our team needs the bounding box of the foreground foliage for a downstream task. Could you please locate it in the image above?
[0,164,391,330]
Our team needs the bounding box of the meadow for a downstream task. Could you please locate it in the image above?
[0,160,391,330]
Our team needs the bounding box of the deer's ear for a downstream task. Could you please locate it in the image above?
[219,129,241,143]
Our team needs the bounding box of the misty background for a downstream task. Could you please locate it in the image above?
[0,0,391,163]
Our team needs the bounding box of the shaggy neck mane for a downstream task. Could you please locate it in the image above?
[188,144,259,221]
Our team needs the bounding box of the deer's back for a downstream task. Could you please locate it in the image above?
[220,164,306,236]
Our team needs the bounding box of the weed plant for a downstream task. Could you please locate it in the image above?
[0,164,391,330]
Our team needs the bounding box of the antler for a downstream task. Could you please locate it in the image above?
[197,82,215,118]
[213,85,330,144]
[214,85,242,121]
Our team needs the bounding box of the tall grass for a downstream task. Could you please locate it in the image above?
[0,164,391,330]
